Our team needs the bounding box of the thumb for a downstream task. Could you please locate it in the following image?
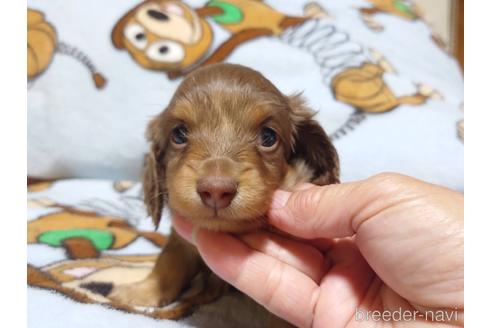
[268,173,410,239]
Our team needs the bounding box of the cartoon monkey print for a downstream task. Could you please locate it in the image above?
[331,62,435,113]
[28,8,106,89]
[111,0,325,79]
[359,0,421,31]
[358,0,447,50]
[27,254,226,320]
[28,201,165,259]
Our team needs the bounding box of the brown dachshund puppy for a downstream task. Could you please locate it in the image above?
[110,63,339,324]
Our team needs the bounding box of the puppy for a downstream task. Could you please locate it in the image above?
[110,63,339,325]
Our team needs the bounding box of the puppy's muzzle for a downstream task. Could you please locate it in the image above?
[197,177,237,210]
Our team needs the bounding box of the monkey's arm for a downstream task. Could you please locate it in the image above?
[196,6,224,17]
[202,28,273,65]
[359,7,380,16]
[167,28,273,80]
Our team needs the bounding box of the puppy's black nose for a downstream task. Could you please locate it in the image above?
[197,177,237,210]
[147,9,169,21]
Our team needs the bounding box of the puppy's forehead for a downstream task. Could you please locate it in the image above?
[169,65,289,128]
[172,90,276,126]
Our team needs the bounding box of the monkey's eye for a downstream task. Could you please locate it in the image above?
[171,125,187,145]
[124,24,147,50]
[259,127,278,148]
[146,40,185,63]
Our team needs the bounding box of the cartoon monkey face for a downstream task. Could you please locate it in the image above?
[112,0,213,72]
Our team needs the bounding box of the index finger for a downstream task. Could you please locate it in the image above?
[267,173,418,240]
[194,229,319,328]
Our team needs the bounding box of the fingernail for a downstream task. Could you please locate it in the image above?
[271,190,290,209]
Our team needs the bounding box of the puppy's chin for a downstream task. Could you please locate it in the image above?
[195,218,264,233]
[172,208,265,233]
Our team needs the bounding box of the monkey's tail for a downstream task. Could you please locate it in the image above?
[57,41,107,89]
[329,111,366,141]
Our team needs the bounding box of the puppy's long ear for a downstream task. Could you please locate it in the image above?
[288,94,340,185]
[143,116,168,228]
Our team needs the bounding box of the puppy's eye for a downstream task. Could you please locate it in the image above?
[259,127,278,148]
[124,24,147,50]
[171,125,187,145]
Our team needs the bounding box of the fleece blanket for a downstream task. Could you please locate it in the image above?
[27,0,464,190]
[28,179,269,327]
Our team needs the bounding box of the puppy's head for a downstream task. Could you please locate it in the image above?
[112,0,212,72]
[144,64,339,232]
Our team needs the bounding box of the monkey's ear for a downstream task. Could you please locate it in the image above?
[288,94,340,185]
[142,115,169,228]
[111,7,138,49]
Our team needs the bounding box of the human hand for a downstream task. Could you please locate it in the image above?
[173,173,464,327]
